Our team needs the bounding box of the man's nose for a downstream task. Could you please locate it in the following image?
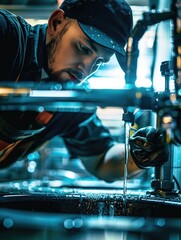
[78,57,102,77]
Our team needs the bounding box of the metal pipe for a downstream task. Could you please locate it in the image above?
[125,10,174,87]
[172,0,181,95]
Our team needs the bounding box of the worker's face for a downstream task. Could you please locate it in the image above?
[46,10,114,84]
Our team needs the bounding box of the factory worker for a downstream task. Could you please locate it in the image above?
[0,0,168,182]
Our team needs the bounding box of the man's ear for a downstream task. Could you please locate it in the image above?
[47,9,65,36]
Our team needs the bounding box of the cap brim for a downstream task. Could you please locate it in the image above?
[78,22,127,72]
[78,22,126,56]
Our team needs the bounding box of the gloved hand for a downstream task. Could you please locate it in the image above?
[129,126,169,169]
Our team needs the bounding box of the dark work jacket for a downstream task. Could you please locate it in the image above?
[0,9,115,168]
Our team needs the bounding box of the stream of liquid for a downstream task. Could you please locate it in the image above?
[122,122,131,215]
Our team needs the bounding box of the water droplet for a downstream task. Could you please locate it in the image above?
[64,219,73,229]
[155,218,166,227]
[3,218,14,229]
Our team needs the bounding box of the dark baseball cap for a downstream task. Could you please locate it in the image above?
[60,0,133,72]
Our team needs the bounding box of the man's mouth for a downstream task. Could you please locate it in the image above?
[47,69,85,86]
[67,71,84,84]
[68,72,79,82]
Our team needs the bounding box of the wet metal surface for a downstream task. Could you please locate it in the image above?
[0,180,181,240]
[0,180,180,218]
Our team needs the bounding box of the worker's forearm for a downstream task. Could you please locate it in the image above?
[80,143,143,182]
[97,143,143,182]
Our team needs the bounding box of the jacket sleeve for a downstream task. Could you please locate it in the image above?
[0,9,28,81]
[16,111,116,160]
[63,112,116,158]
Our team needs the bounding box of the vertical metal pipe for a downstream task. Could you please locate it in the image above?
[162,144,175,189]
[172,0,181,94]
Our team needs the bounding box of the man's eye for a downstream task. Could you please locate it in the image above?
[79,43,91,55]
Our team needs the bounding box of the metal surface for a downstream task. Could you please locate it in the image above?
[0,185,181,217]
[0,86,155,111]
[0,207,180,240]
[0,179,180,239]
[0,187,180,240]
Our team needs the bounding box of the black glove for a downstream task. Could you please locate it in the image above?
[129,126,169,169]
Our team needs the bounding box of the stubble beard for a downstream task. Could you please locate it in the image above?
[46,22,71,80]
